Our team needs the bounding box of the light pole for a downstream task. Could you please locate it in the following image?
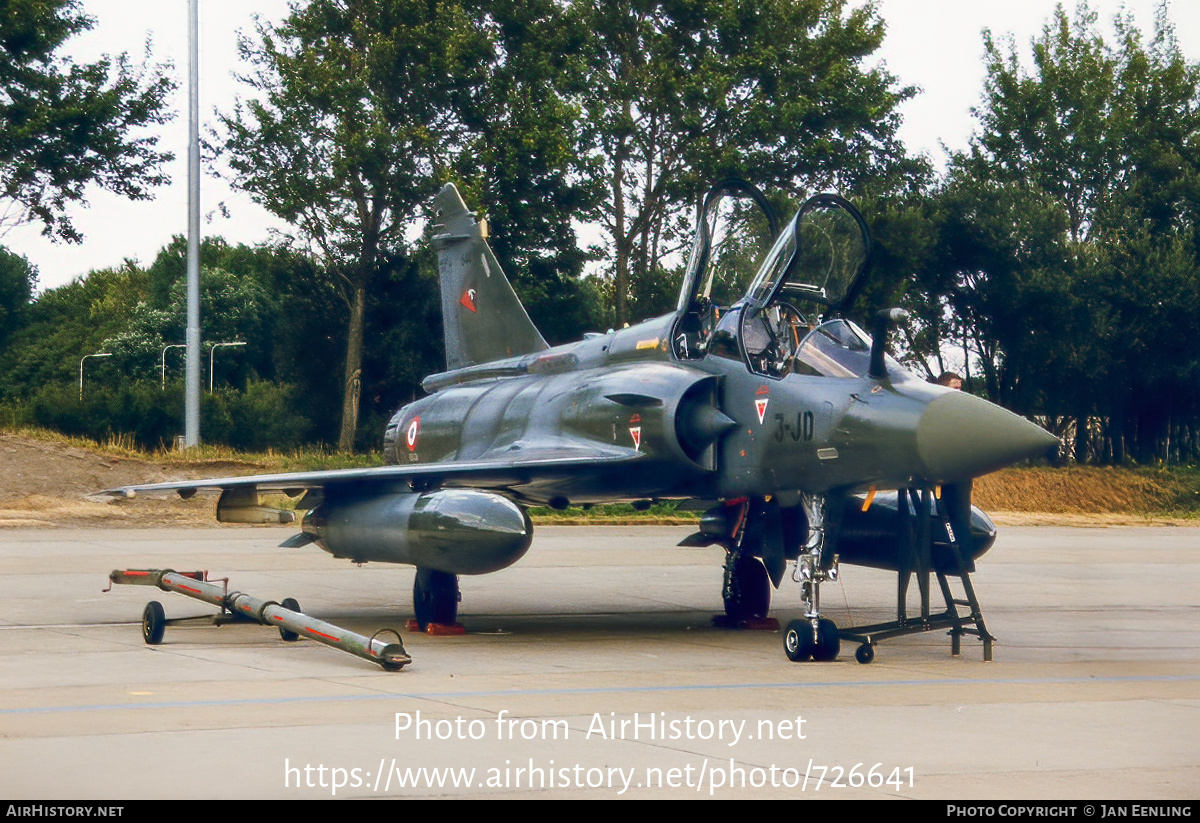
[184,0,201,446]
[209,342,246,392]
[161,343,186,390]
[79,353,113,400]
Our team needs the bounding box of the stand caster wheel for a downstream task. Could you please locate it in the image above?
[855,643,875,664]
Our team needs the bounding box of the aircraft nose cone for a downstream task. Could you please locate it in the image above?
[916,391,1059,482]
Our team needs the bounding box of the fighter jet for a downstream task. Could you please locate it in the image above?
[107,180,1058,663]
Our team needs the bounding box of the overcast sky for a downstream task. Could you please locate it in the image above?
[8,0,1200,292]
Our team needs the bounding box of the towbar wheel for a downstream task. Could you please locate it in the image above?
[278,597,302,642]
[142,601,166,645]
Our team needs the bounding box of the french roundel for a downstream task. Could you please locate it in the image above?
[406,416,421,451]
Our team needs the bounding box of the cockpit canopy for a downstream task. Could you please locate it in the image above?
[745,194,871,312]
[673,179,884,379]
[676,181,871,319]
[675,178,781,314]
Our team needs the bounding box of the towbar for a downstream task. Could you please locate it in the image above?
[108,568,411,671]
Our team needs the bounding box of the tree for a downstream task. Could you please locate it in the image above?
[0,261,149,398]
[453,0,601,344]
[0,247,37,352]
[0,0,175,242]
[936,2,1200,463]
[576,0,920,324]
[98,266,274,386]
[218,0,919,445]
[218,0,509,451]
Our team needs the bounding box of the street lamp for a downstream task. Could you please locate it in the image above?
[161,343,186,390]
[184,0,201,446]
[209,342,246,392]
[79,353,113,400]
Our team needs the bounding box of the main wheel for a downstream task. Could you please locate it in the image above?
[724,556,771,621]
[783,619,813,662]
[413,568,459,630]
[811,618,840,662]
[142,601,166,645]
[278,597,301,642]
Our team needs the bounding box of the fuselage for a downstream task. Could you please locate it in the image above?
[383,310,1056,508]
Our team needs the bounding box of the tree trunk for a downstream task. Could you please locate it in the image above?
[612,145,628,327]
[1074,411,1089,465]
[337,283,366,452]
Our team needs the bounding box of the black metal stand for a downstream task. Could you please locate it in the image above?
[838,486,994,663]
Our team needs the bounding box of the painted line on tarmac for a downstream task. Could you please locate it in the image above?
[4,674,1198,715]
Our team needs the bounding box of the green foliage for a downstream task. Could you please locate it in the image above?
[217,0,505,449]
[203,382,314,452]
[0,0,175,241]
[21,380,312,452]
[0,261,145,394]
[452,0,597,343]
[216,0,601,447]
[0,249,282,397]
[527,499,698,522]
[0,246,37,351]
[0,238,346,451]
[929,2,1200,462]
[27,382,178,447]
[143,236,332,402]
[576,0,923,324]
[217,0,491,265]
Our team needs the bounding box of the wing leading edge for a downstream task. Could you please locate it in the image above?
[101,444,643,500]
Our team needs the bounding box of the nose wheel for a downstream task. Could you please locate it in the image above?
[782,493,844,662]
[783,618,840,662]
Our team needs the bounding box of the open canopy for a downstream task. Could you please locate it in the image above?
[672,181,874,370]
[744,193,872,315]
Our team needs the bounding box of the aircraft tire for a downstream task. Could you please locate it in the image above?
[414,568,459,629]
[279,598,301,642]
[142,601,166,645]
[811,618,840,661]
[783,619,813,662]
[725,556,771,621]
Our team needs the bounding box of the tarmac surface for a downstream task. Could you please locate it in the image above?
[0,524,1197,799]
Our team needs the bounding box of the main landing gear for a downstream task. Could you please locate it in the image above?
[410,568,463,635]
[705,498,780,629]
[723,554,771,622]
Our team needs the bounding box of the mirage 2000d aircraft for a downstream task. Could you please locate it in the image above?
[108,180,1058,664]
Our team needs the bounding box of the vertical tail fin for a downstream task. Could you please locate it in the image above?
[431,184,548,370]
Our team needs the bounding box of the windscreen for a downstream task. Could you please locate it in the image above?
[793,319,910,379]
